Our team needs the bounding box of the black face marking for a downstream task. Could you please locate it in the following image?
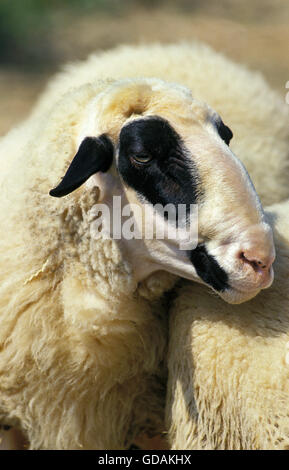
[216,119,233,146]
[49,135,113,198]
[118,116,199,219]
[189,244,229,292]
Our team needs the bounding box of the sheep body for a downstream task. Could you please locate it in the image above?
[166,199,289,450]
[1,42,288,449]
[0,81,177,449]
[33,42,289,206]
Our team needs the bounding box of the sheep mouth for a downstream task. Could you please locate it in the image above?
[189,244,229,292]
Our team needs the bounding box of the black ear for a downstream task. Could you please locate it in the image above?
[49,135,113,198]
[216,119,233,146]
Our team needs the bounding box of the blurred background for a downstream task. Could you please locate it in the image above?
[0,0,288,135]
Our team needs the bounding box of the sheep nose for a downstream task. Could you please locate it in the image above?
[238,249,275,288]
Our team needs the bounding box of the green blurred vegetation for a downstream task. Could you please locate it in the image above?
[0,0,166,68]
[0,0,282,69]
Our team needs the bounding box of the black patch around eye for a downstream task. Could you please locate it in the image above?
[216,119,233,145]
[189,244,229,292]
[118,116,200,218]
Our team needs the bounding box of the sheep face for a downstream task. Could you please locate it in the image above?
[50,79,275,304]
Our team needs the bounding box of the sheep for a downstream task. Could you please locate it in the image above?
[0,67,275,450]
[31,42,289,207]
[166,198,289,450]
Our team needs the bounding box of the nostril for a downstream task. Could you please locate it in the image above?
[257,260,267,269]
[239,251,269,273]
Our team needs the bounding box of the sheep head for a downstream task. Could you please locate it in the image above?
[50,78,275,304]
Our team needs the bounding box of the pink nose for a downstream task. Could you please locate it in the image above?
[239,249,275,288]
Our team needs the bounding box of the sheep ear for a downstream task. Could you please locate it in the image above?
[217,120,233,145]
[49,135,113,198]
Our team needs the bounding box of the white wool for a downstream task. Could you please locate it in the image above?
[0,42,288,449]
[166,199,289,450]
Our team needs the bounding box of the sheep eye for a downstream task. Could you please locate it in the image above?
[131,154,153,164]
